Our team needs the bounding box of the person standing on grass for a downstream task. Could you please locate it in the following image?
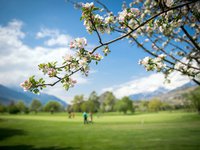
[83,112,88,124]
[68,111,71,119]
[72,112,75,118]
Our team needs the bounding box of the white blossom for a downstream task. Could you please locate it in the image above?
[63,54,73,61]
[140,56,150,65]
[69,37,87,49]
[68,78,77,87]
[152,43,158,50]
[118,9,128,22]
[159,26,164,33]
[79,57,88,68]
[82,2,94,9]
[158,54,166,59]
[94,14,104,21]
[144,39,149,42]
[20,80,32,91]
[165,0,174,7]
[104,15,115,24]
[47,68,57,77]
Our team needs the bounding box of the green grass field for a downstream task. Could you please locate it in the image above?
[0,112,200,150]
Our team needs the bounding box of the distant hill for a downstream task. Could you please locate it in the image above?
[0,84,67,106]
[129,87,169,101]
[129,82,197,102]
[154,85,197,105]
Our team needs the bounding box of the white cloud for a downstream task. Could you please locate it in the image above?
[36,27,97,50]
[36,28,60,38]
[36,28,72,46]
[0,19,25,56]
[0,20,89,102]
[102,72,190,98]
[44,35,72,46]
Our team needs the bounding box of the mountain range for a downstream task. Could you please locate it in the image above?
[154,84,197,105]
[129,82,197,102]
[0,84,67,106]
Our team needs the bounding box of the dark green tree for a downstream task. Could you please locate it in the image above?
[114,96,134,114]
[148,99,162,112]
[44,101,62,114]
[30,99,42,114]
[8,101,20,114]
[99,91,116,112]
[0,103,6,113]
[72,95,84,112]
[80,101,90,112]
[16,100,26,113]
[88,91,100,112]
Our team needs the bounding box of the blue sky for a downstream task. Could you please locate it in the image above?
[0,0,190,102]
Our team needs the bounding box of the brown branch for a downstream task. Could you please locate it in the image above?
[95,0,111,13]
[89,13,103,45]
[193,78,200,85]
[36,68,82,87]
[145,34,200,71]
[181,25,200,51]
[131,36,175,66]
[153,34,188,54]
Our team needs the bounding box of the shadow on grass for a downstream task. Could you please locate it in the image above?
[0,128,26,141]
[0,145,80,150]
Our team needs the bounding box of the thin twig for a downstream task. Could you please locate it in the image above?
[89,13,103,45]
[181,25,200,51]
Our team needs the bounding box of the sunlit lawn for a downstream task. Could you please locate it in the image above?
[0,111,200,150]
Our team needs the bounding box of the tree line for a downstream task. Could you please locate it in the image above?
[0,99,64,114]
[67,88,200,114]
[66,91,134,114]
[0,87,200,114]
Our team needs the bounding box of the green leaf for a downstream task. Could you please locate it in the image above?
[57,68,62,71]
[33,89,39,94]
[39,78,43,83]
[63,84,69,91]
[93,7,99,11]
[80,16,83,21]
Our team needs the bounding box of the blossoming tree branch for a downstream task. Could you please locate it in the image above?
[21,0,200,94]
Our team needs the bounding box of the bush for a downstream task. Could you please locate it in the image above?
[8,105,20,114]
[0,104,6,113]
[24,107,30,114]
